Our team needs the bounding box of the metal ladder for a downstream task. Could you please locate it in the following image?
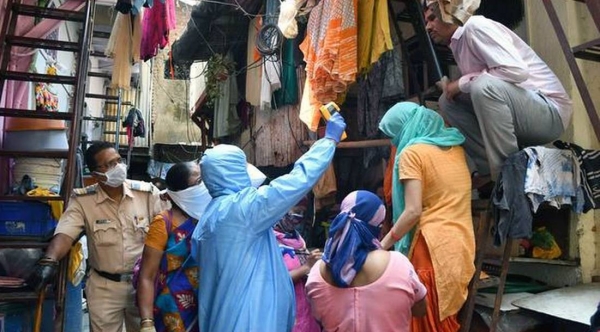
[543,0,600,141]
[0,0,95,330]
[85,29,128,151]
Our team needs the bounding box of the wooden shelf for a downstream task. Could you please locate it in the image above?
[0,150,69,159]
[0,108,74,120]
[0,240,50,249]
[509,257,579,266]
[0,195,63,202]
[0,290,53,302]
[476,275,501,290]
[484,257,579,267]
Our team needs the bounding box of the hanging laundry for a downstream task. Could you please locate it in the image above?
[425,0,480,25]
[213,57,242,138]
[523,147,582,213]
[246,18,263,106]
[277,0,307,39]
[272,39,299,108]
[299,0,358,130]
[491,150,532,246]
[554,141,600,213]
[115,0,154,15]
[105,11,144,88]
[357,0,392,73]
[123,108,146,139]
[299,79,321,131]
[141,0,177,61]
[313,164,338,210]
[260,56,282,110]
[356,51,403,138]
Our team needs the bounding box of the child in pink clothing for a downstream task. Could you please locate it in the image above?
[306,191,427,332]
[274,200,322,332]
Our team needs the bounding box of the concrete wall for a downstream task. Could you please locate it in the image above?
[151,3,203,144]
[525,0,600,283]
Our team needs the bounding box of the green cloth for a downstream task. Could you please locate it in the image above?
[378,102,465,254]
[273,39,298,107]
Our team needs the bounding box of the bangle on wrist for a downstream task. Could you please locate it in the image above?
[141,318,154,324]
[390,229,402,242]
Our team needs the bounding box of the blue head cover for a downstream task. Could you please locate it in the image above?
[323,190,386,287]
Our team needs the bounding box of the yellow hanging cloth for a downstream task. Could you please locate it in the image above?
[68,242,86,285]
[357,0,393,73]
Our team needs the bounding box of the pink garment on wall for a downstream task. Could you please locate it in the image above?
[141,0,177,61]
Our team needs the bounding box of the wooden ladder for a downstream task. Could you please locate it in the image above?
[460,200,514,332]
[0,0,95,330]
[388,0,454,104]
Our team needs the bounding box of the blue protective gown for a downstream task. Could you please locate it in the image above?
[192,139,336,332]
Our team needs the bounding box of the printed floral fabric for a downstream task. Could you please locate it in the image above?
[154,217,199,332]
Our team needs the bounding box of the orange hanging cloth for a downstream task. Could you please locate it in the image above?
[299,0,358,131]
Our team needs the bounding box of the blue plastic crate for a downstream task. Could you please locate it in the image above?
[0,302,33,332]
[0,201,57,237]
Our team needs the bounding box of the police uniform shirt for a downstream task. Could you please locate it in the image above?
[55,180,165,275]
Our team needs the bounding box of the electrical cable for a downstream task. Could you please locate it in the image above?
[256,24,283,56]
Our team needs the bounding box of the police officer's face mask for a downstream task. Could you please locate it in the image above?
[99,163,128,187]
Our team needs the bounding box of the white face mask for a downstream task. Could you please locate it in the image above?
[98,163,128,187]
[166,183,211,221]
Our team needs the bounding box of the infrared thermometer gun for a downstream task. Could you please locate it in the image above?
[319,102,347,141]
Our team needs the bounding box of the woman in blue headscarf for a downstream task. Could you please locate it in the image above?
[378,102,475,332]
[306,190,427,332]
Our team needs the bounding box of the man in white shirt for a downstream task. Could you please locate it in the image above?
[425,2,573,193]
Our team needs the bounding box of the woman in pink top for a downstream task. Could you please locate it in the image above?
[306,190,427,332]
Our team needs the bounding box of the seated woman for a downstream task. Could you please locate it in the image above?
[273,198,322,332]
[379,102,476,332]
[137,162,204,332]
[306,190,427,332]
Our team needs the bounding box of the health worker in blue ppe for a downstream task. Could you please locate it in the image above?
[191,112,347,332]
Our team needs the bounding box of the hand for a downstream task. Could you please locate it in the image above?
[324,112,346,143]
[444,80,461,101]
[26,257,58,293]
[380,235,394,251]
[305,249,323,269]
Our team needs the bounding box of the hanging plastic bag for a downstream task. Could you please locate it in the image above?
[277,0,306,38]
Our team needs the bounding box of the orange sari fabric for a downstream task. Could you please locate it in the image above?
[411,234,461,332]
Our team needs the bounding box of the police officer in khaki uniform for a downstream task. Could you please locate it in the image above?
[27,142,165,332]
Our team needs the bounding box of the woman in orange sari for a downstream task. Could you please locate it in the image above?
[379,102,475,332]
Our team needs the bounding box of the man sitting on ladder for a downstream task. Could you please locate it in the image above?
[424,0,573,197]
